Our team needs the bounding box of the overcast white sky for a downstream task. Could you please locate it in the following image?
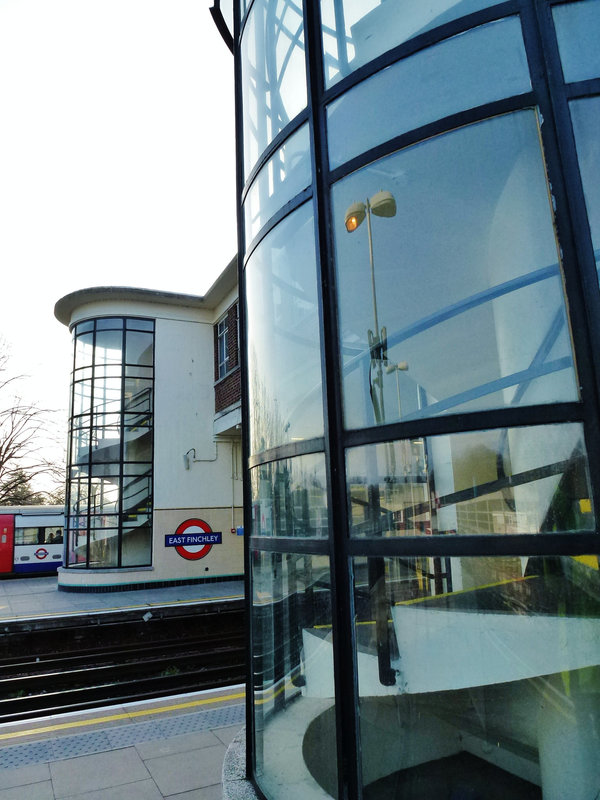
[0,0,236,482]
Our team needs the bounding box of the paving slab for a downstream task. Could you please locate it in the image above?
[49,746,151,798]
[145,743,227,797]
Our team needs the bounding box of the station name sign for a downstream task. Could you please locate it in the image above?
[166,518,222,561]
[165,532,222,547]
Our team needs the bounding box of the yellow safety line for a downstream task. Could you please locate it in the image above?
[0,690,245,742]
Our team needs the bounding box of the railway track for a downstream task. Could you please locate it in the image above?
[0,599,245,723]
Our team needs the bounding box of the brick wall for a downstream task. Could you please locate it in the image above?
[214,302,241,413]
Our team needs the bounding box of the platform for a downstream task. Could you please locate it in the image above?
[0,576,244,622]
[0,685,245,799]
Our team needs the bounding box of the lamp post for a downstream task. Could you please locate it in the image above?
[345,190,397,686]
[345,190,396,425]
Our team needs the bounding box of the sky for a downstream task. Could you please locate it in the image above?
[0,0,237,486]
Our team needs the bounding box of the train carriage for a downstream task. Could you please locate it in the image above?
[0,506,64,575]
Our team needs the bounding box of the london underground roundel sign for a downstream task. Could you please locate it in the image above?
[165,518,222,561]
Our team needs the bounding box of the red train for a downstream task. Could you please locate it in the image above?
[0,506,64,575]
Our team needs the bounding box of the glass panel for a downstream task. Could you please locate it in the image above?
[570,96,600,279]
[321,0,507,87]
[123,421,152,462]
[91,462,120,478]
[252,551,337,799]
[94,364,122,379]
[70,422,91,466]
[91,424,121,463]
[68,477,88,515]
[89,477,120,516]
[352,554,600,799]
[327,17,531,170]
[126,318,154,331]
[121,522,152,566]
[241,0,307,178]
[553,0,600,83]
[94,329,123,366]
[96,317,123,330]
[125,365,154,379]
[67,523,87,565]
[74,332,94,369]
[333,112,578,429]
[246,203,324,454]
[124,377,153,413]
[90,514,119,530]
[88,528,119,568]
[347,423,594,537]
[125,331,153,367]
[75,320,94,334]
[244,123,312,242]
[123,475,152,518]
[92,377,121,415]
[93,412,120,430]
[251,453,329,538]
[72,381,92,417]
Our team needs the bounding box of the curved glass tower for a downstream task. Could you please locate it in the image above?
[216,1,600,797]
[66,316,154,570]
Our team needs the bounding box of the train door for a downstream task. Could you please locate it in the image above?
[0,515,15,574]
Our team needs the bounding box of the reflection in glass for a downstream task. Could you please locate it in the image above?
[252,551,337,799]
[251,453,328,538]
[553,0,600,83]
[240,0,307,178]
[327,17,531,171]
[340,555,600,799]
[244,123,311,242]
[89,477,120,516]
[333,112,578,429]
[122,522,152,566]
[126,331,153,366]
[75,332,94,369]
[570,96,600,279]
[347,423,594,537]
[88,528,118,568]
[94,330,123,366]
[246,203,324,454]
[92,377,121,415]
[321,0,506,87]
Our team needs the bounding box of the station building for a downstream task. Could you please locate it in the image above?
[54,256,243,592]
[211,1,600,799]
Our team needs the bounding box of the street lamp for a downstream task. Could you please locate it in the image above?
[345,190,398,687]
[345,190,396,424]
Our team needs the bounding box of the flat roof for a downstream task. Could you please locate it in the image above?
[54,254,237,326]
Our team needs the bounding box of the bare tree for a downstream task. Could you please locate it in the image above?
[0,339,65,505]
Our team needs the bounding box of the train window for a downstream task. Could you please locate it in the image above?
[14,527,63,545]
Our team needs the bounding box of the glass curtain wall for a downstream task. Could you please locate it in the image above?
[66,317,154,569]
[231,1,600,798]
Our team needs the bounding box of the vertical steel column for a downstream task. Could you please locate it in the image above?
[304,3,362,798]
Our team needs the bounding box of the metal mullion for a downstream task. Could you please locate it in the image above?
[85,325,96,570]
[305,2,361,799]
[328,94,536,185]
[347,531,600,559]
[233,0,259,785]
[565,78,600,99]
[521,1,600,526]
[247,437,325,468]
[117,323,126,569]
[65,329,78,570]
[343,401,583,449]
[249,536,330,555]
